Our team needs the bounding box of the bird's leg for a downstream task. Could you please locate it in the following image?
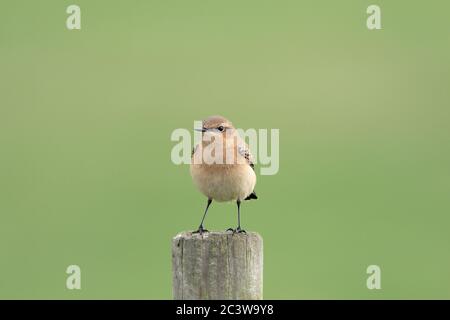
[193,199,212,234]
[235,200,246,233]
[227,200,246,233]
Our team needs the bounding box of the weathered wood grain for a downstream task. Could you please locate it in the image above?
[172,231,263,300]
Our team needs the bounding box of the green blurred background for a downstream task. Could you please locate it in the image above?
[1,1,449,299]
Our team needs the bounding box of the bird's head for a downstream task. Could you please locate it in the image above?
[195,115,235,137]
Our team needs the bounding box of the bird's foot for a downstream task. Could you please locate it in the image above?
[226,227,246,234]
[193,226,209,235]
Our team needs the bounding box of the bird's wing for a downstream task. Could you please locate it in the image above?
[239,143,258,200]
[238,144,255,170]
[191,144,198,158]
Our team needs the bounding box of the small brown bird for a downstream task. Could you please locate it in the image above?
[190,116,257,234]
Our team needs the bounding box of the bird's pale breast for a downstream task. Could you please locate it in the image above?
[190,163,256,202]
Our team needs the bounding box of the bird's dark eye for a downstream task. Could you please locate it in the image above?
[218,126,224,132]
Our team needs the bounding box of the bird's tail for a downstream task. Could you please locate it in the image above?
[244,191,258,200]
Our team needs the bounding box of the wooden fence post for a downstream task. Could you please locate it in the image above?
[172,231,263,300]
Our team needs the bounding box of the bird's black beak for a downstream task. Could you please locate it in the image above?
[195,128,207,132]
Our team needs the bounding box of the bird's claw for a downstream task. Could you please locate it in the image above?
[226,227,246,234]
[193,226,209,235]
